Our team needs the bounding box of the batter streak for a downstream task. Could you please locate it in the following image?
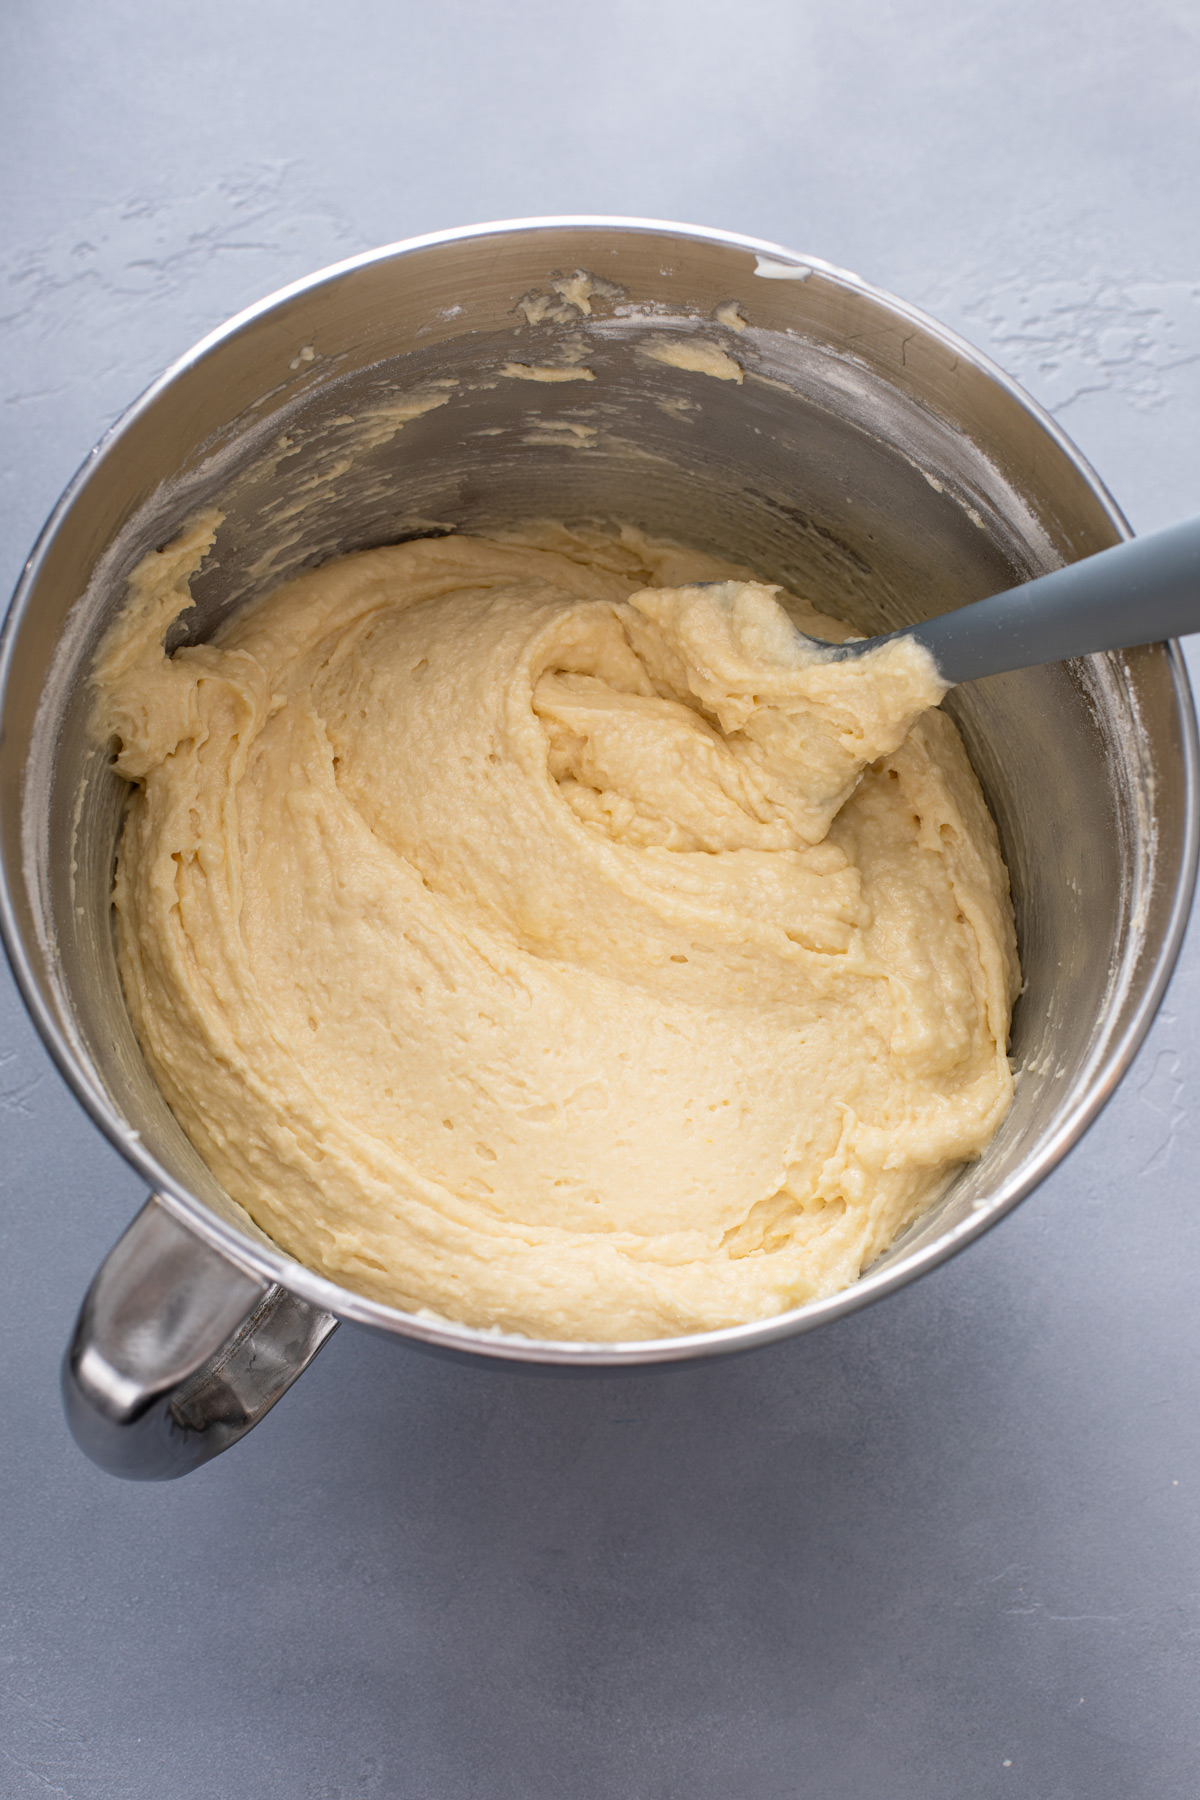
[94,518,1019,1340]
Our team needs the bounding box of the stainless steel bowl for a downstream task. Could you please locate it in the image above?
[2,217,1195,1479]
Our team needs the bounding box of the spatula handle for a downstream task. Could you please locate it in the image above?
[913,516,1200,684]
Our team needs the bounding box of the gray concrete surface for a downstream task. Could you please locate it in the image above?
[2,3,1199,1795]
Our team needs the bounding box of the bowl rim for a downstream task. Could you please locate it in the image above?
[2,212,1197,1365]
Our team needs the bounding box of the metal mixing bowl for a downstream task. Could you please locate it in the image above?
[1,217,1195,1478]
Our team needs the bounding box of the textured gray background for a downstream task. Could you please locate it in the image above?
[2,3,1200,1796]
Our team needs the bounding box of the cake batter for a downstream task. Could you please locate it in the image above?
[93,518,1019,1340]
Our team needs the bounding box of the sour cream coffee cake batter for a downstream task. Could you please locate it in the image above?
[93,517,1019,1340]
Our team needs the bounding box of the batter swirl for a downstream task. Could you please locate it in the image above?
[94,518,1018,1339]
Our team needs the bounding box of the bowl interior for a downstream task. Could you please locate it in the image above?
[4,222,1191,1349]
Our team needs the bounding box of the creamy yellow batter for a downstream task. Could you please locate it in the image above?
[93,518,1018,1341]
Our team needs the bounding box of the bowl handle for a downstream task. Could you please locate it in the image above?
[61,1196,338,1479]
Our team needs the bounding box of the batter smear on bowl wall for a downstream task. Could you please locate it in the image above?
[92,514,1019,1342]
